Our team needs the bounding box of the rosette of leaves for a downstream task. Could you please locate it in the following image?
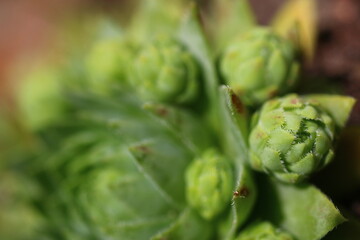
[12,3,260,239]
[4,0,360,240]
[131,34,199,103]
[30,90,211,239]
[249,94,355,183]
[220,27,299,106]
[219,85,352,239]
[185,149,234,220]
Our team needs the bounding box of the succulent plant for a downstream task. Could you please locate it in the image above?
[248,94,352,183]
[2,1,359,240]
[220,27,299,106]
[185,149,233,220]
[131,35,199,103]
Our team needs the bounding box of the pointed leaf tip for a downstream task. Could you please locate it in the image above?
[143,103,170,118]
[129,143,153,161]
[303,94,356,128]
[220,85,249,144]
[254,177,346,240]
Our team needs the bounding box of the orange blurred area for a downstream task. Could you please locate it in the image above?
[0,0,131,103]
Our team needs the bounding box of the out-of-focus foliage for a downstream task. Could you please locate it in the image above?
[17,65,67,131]
[221,27,299,106]
[272,0,317,61]
[0,0,358,240]
[85,36,133,93]
[131,35,199,103]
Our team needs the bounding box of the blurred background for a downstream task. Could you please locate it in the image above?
[0,0,134,104]
[1,0,360,122]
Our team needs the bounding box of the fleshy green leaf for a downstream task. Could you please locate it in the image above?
[253,176,346,240]
[302,94,356,128]
[151,208,213,240]
[67,91,172,144]
[143,102,213,154]
[220,85,249,159]
[129,135,194,208]
[218,87,256,239]
[220,165,257,240]
[179,4,220,132]
[35,131,180,240]
[28,90,191,239]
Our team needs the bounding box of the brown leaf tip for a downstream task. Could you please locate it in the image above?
[155,107,169,117]
[231,93,245,114]
[133,145,152,159]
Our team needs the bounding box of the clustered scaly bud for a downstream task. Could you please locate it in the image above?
[131,35,199,103]
[220,27,299,106]
[236,222,293,240]
[249,94,336,183]
[185,149,233,220]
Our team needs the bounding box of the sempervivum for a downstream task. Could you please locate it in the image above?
[220,27,299,106]
[249,94,336,183]
[131,35,199,104]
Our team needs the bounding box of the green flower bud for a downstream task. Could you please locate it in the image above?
[85,37,132,92]
[220,27,299,106]
[131,35,199,103]
[185,149,233,220]
[249,94,336,183]
[236,222,293,240]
